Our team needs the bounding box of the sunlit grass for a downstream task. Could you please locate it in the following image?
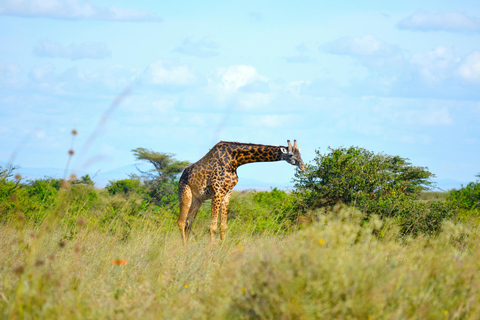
[1,199,480,319]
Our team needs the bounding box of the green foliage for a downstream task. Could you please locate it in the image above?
[295,146,434,209]
[130,147,190,207]
[3,205,479,319]
[27,178,62,198]
[226,189,297,234]
[0,165,21,201]
[131,147,190,182]
[397,200,456,236]
[293,146,454,235]
[71,174,95,186]
[416,191,448,201]
[144,179,180,207]
[447,173,480,211]
[0,161,478,318]
[106,178,142,195]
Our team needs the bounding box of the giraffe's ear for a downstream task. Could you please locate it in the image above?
[280,147,287,154]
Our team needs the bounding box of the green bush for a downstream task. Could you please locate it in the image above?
[224,189,298,235]
[26,178,62,199]
[145,180,179,207]
[294,146,434,216]
[397,200,456,236]
[106,179,142,195]
[293,146,456,236]
[0,165,20,200]
[447,174,480,211]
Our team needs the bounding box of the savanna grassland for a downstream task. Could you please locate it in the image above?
[1,146,480,319]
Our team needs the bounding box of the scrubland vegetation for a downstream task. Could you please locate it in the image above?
[1,146,480,319]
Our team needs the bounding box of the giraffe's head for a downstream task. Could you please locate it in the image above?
[281,140,305,170]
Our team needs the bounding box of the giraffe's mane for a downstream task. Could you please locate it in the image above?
[216,141,281,148]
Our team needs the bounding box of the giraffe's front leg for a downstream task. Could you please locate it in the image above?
[220,190,232,240]
[210,193,224,243]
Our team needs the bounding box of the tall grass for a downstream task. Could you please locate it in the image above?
[1,185,479,319]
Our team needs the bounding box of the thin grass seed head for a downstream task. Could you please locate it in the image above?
[13,265,24,275]
[76,218,85,227]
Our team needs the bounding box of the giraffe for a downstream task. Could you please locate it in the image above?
[177,140,305,244]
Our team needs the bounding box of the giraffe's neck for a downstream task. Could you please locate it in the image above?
[227,143,283,170]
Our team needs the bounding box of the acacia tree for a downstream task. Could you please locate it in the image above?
[131,148,190,206]
[132,148,190,182]
[294,146,436,218]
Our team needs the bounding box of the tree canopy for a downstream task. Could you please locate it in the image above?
[130,147,190,206]
[131,147,190,182]
[294,146,436,218]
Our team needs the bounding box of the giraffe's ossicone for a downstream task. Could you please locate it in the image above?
[177,140,304,244]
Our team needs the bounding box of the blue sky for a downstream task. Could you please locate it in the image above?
[1,0,479,189]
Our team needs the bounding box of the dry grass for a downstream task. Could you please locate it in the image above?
[1,203,480,319]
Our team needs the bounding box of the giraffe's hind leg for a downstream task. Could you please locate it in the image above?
[178,184,192,245]
[185,197,202,240]
[220,190,232,240]
[210,192,225,243]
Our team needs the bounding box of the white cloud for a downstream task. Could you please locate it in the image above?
[0,0,161,21]
[34,40,111,60]
[322,35,404,74]
[457,51,480,84]
[410,46,461,84]
[285,43,316,64]
[174,37,219,58]
[323,34,399,57]
[0,62,22,86]
[146,60,200,87]
[24,64,141,94]
[29,64,55,81]
[212,65,268,92]
[397,12,480,33]
[34,129,46,139]
[206,65,274,109]
[323,34,480,99]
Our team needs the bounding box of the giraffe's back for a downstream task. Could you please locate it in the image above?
[179,144,237,200]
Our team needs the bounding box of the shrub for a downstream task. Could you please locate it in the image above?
[397,200,456,236]
[293,146,456,236]
[294,146,435,218]
[26,178,62,199]
[71,174,95,186]
[144,180,179,207]
[106,179,142,195]
[447,174,480,211]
